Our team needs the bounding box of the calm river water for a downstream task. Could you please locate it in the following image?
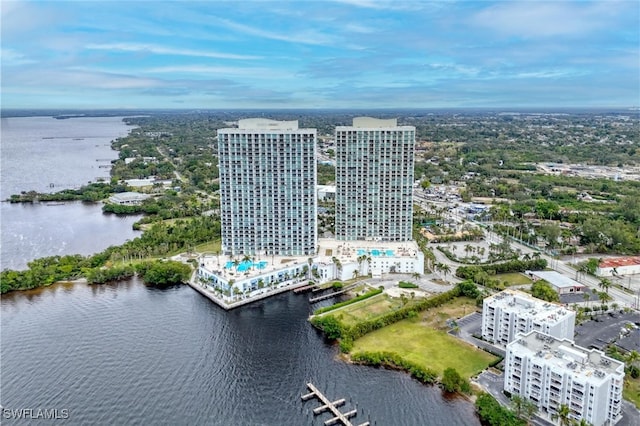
[0,114,480,425]
[0,116,142,270]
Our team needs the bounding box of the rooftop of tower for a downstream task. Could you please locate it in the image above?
[335,117,415,130]
[237,118,299,130]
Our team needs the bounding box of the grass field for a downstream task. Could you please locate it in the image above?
[351,318,497,379]
[624,377,640,409]
[331,293,405,327]
[194,240,222,253]
[345,296,493,379]
[495,272,532,286]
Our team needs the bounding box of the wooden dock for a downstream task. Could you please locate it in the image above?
[294,283,321,294]
[301,383,369,426]
[309,284,358,303]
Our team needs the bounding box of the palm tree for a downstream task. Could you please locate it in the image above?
[598,291,613,304]
[440,264,452,283]
[582,291,591,307]
[598,278,612,294]
[625,350,640,366]
[551,404,571,426]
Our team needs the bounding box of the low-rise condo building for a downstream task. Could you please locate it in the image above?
[505,330,625,426]
[482,289,575,346]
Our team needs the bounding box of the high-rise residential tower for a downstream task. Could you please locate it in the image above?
[217,118,317,256]
[335,117,415,241]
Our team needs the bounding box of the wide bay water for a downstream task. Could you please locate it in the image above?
[1,281,479,425]
[0,116,142,270]
[0,114,480,425]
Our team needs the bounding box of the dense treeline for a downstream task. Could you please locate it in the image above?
[135,260,192,286]
[0,216,219,294]
[8,182,127,203]
[86,265,136,284]
[1,254,96,292]
[455,259,547,279]
[350,351,439,385]
[475,393,525,426]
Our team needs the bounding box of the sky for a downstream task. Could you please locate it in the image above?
[1,0,639,110]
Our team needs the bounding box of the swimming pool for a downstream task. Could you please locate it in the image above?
[356,249,395,257]
[224,260,268,271]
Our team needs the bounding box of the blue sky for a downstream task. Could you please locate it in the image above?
[1,0,639,109]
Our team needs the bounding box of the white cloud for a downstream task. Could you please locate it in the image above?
[213,17,338,46]
[0,48,36,66]
[145,65,296,79]
[471,1,631,38]
[85,43,262,60]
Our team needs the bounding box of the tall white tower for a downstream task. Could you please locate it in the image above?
[335,117,415,241]
[217,118,317,256]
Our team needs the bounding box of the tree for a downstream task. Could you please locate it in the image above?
[582,291,591,307]
[598,291,613,304]
[598,278,612,294]
[530,281,559,302]
[440,264,452,283]
[626,350,640,366]
[441,368,463,393]
[551,404,571,426]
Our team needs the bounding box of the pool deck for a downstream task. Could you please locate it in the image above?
[187,272,310,310]
[316,238,420,265]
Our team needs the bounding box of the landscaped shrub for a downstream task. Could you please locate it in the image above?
[398,281,419,289]
[310,315,344,339]
[456,259,547,281]
[351,351,438,385]
[475,393,525,426]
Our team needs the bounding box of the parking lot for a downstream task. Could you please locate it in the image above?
[574,311,640,352]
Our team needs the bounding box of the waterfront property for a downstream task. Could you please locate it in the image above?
[335,117,415,242]
[314,238,424,282]
[196,252,311,303]
[217,118,317,257]
[504,330,625,426]
[482,289,576,347]
[107,191,151,205]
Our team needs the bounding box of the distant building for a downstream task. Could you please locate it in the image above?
[527,270,586,295]
[596,256,640,277]
[482,289,575,346]
[107,192,150,205]
[317,185,336,202]
[505,330,624,426]
[335,117,415,241]
[217,118,317,256]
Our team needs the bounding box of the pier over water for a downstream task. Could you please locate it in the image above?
[302,383,370,426]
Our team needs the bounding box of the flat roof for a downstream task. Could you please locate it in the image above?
[509,330,625,380]
[108,192,151,202]
[315,238,421,265]
[528,270,584,289]
[599,256,640,269]
[485,289,573,325]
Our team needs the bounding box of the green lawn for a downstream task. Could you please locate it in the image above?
[624,377,640,409]
[331,294,405,327]
[495,272,532,286]
[351,318,498,379]
[194,240,222,253]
